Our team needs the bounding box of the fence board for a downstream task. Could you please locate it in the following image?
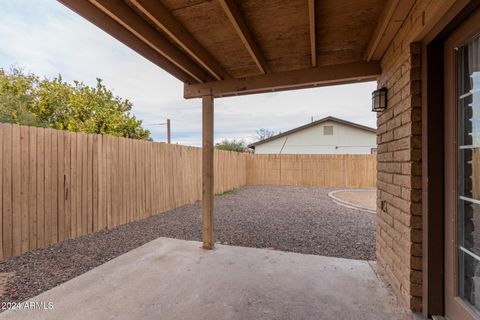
[36,128,45,249]
[121,138,125,221]
[111,137,117,227]
[20,126,29,253]
[76,133,83,237]
[140,141,145,217]
[2,124,12,258]
[57,131,65,243]
[87,134,93,234]
[51,130,59,244]
[12,125,21,256]
[81,133,88,235]
[126,138,132,222]
[64,132,71,240]
[92,134,98,232]
[120,137,125,223]
[97,135,104,230]
[99,135,106,230]
[43,129,52,246]
[70,132,77,238]
[106,135,112,228]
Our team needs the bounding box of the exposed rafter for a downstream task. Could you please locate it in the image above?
[218,0,271,74]
[364,0,415,61]
[88,0,211,83]
[184,61,380,98]
[58,0,196,83]
[308,0,316,66]
[129,0,228,81]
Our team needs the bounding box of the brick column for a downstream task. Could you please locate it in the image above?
[376,42,423,311]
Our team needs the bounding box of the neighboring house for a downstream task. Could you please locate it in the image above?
[248,116,376,155]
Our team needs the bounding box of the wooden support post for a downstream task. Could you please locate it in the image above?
[202,95,214,249]
[167,119,171,144]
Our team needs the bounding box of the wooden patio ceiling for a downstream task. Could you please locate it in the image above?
[58,0,415,98]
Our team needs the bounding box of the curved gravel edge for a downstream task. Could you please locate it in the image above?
[328,189,376,214]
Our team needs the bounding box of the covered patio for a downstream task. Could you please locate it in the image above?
[57,0,390,249]
[18,0,480,319]
[0,237,409,320]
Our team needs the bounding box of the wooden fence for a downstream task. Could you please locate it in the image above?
[247,154,376,188]
[0,124,375,259]
[0,124,248,259]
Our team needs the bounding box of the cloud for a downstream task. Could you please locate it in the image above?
[0,0,377,146]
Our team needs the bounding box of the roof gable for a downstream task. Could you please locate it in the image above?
[248,116,376,148]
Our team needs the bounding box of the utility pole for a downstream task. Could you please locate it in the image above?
[167,118,171,144]
[149,119,172,144]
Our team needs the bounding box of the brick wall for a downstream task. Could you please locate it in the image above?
[374,0,455,311]
[376,42,423,311]
[374,0,475,313]
[377,0,464,311]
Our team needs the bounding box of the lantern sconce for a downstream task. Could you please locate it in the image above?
[372,87,387,112]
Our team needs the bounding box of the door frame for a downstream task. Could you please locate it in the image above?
[422,1,480,317]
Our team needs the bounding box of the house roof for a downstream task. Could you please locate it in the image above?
[58,0,416,98]
[248,116,376,148]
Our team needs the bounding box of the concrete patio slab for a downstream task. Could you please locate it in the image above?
[0,238,410,320]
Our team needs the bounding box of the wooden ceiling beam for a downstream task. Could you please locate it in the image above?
[364,0,416,61]
[58,0,196,83]
[184,61,380,99]
[129,0,228,81]
[87,0,212,83]
[218,0,271,74]
[308,0,316,67]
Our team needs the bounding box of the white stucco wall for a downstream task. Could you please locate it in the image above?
[253,121,377,154]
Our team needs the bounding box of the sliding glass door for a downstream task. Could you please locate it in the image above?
[445,8,480,320]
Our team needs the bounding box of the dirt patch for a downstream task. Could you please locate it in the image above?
[0,185,375,307]
[330,189,376,211]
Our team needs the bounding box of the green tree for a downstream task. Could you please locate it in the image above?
[0,68,45,127]
[215,139,247,153]
[0,67,151,140]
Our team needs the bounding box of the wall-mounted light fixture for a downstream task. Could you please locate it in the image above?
[372,87,387,112]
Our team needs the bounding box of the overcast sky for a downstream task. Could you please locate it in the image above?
[0,0,377,146]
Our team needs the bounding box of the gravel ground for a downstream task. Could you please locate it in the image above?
[0,185,375,306]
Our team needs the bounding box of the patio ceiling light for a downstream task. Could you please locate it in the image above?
[371,87,387,112]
